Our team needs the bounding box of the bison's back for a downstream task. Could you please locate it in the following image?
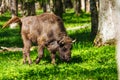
[37,13,67,40]
[21,13,67,43]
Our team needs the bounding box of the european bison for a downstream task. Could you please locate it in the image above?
[2,13,73,64]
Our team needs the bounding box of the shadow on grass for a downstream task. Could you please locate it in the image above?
[0,16,11,22]
[0,28,23,47]
[68,27,94,46]
[41,55,83,65]
[32,49,83,65]
[0,15,11,27]
[63,12,91,24]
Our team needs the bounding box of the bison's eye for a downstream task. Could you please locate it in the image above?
[59,43,64,47]
[63,47,67,51]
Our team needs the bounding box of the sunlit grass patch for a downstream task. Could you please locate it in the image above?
[63,11,91,28]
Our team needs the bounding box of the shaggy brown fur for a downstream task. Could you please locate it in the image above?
[2,13,73,64]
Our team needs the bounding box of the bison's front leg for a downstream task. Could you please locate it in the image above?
[51,52,56,64]
[36,45,44,64]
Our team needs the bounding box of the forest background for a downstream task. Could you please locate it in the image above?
[0,0,118,79]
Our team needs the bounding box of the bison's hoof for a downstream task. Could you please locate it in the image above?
[23,60,27,64]
[51,60,56,65]
[28,60,32,65]
[35,58,40,64]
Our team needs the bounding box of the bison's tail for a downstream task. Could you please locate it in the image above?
[2,16,21,29]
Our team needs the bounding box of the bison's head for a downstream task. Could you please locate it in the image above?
[58,36,73,62]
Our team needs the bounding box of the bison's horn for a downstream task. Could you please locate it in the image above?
[72,39,76,43]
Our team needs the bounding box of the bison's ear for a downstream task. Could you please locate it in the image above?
[64,36,73,43]
[58,36,73,47]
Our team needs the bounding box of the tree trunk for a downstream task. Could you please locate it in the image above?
[42,0,51,13]
[0,0,10,14]
[114,0,120,79]
[20,0,36,16]
[96,0,99,11]
[90,0,98,38]
[64,0,73,8]
[85,0,90,13]
[54,0,63,18]
[81,0,85,10]
[0,0,2,6]
[42,1,47,12]
[50,0,54,13]
[35,2,41,10]
[74,0,82,16]
[94,0,115,47]
[62,0,66,13]
[9,0,18,29]
[10,0,18,17]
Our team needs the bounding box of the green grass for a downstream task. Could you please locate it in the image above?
[63,9,91,28]
[0,10,117,80]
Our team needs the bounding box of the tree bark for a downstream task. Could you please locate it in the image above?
[0,0,2,6]
[90,0,98,38]
[54,0,63,18]
[62,0,66,13]
[64,0,73,8]
[81,0,85,10]
[0,0,10,14]
[94,0,115,47]
[9,0,18,29]
[50,0,54,13]
[85,0,90,13]
[74,0,82,16]
[20,0,36,16]
[10,0,18,17]
[42,0,51,12]
[96,0,99,11]
[114,0,120,79]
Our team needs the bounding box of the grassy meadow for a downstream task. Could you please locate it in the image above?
[0,10,117,80]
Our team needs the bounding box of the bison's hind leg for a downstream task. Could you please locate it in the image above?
[23,44,32,64]
[22,35,32,64]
